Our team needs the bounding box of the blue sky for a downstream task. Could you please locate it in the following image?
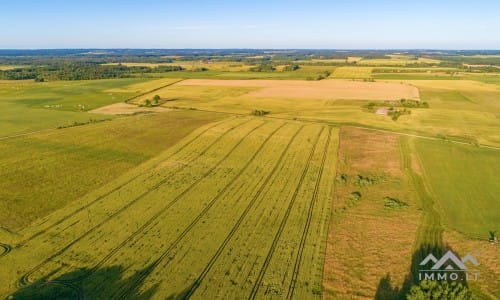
[1,0,499,49]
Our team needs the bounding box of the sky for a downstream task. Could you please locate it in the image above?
[1,0,499,49]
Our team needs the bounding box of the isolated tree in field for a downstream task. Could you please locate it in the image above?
[144,99,151,107]
[153,95,160,105]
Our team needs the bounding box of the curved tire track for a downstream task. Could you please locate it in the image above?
[18,118,253,287]
[14,119,228,248]
[0,242,12,257]
[19,119,263,289]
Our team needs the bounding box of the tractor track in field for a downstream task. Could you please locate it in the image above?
[17,118,255,288]
[0,243,11,257]
[12,119,228,249]
[115,122,288,299]
[286,128,331,300]
[183,125,306,299]
[28,120,269,299]
[248,127,324,300]
[48,120,268,286]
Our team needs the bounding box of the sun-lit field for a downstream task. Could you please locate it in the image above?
[329,66,373,79]
[0,50,499,299]
[0,111,221,231]
[1,117,338,299]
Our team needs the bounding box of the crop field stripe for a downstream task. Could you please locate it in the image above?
[13,118,230,248]
[184,125,305,298]
[49,120,270,288]
[248,127,324,300]
[115,122,288,299]
[18,118,257,286]
[286,127,332,300]
[19,118,261,286]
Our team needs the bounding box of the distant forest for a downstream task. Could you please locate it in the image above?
[1,49,499,81]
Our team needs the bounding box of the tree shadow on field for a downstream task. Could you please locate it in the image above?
[374,242,472,299]
[10,264,163,300]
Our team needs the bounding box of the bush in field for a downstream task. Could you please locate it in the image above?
[252,109,270,116]
[153,95,160,105]
[336,174,347,184]
[250,63,276,72]
[406,280,472,300]
[388,107,411,121]
[348,191,361,201]
[355,175,376,187]
[383,196,409,209]
[283,64,300,71]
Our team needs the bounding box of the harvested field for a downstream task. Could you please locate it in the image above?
[89,102,170,115]
[177,79,420,100]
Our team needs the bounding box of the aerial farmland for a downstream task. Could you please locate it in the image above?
[1,1,499,300]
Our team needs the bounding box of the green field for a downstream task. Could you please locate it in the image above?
[413,139,499,239]
[0,110,222,231]
[1,117,338,299]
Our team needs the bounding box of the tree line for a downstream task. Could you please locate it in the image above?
[0,63,184,81]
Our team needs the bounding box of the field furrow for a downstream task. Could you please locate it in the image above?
[3,118,341,300]
[16,118,263,286]
[183,125,325,299]
[11,118,228,248]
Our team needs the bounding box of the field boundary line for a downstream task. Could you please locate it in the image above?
[123,79,185,104]
[46,121,267,287]
[17,118,254,287]
[183,125,306,298]
[116,122,288,298]
[12,118,230,248]
[46,121,268,288]
[164,108,500,150]
[249,127,324,299]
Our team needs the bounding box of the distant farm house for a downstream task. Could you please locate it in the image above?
[376,108,389,115]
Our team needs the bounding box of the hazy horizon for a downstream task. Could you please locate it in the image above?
[2,0,499,49]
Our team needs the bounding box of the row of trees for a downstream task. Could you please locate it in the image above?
[0,63,184,81]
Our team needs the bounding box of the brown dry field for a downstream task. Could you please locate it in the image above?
[443,231,499,298]
[177,79,420,100]
[89,102,171,115]
[323,127,421,299]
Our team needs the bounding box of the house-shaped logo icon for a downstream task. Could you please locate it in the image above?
[420,250,479,271]
[418,250,480,281]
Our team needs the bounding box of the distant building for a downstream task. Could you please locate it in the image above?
[376,108,389,115]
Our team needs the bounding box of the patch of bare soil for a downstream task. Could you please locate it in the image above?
[89,103,171,115]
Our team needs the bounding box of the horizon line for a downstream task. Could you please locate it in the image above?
[1,48,500,51]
